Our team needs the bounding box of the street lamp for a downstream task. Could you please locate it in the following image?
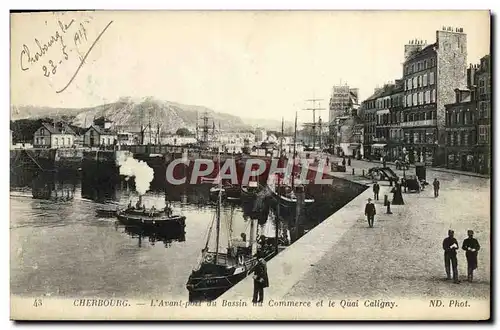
[402,147,408,178]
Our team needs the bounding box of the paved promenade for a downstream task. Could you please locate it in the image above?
[219,159,490,304]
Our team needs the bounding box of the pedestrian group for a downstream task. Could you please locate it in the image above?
[443,229,481,283]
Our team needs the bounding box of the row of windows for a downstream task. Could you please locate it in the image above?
[478,77,491,96]
[368,129,437,145]
[405,72,435,91]
[405,89,436,107]
[478,125,490,144]
[365,110,436,125]
[447,131,476,146]
[404,130,437,144]
[478,101,490,119]
[405,58,436,75]
[35,137,72,146]
[35,137,46,145]
[97,137,114,145]
[446,109,474,126]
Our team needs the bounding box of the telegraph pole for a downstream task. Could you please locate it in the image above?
[302,98,326,150]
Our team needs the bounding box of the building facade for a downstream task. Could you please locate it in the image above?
[360,82,404,161]
[444,88,477,171]
[445,54,491,174]
[475,55,491,174]
[255,129,267,143]
[33,123,76,148]
[329,85,359,151]
[84,125,118,147]
[334,108,364,157]
[400,27,467,166]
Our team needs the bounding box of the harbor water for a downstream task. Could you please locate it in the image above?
[10,174,365,300]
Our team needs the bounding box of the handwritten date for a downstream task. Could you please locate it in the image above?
[21,18,90,80]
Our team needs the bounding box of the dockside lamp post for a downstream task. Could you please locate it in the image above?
[402,147,408,178]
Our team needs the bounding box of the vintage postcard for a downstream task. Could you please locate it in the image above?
[10,10,491,320]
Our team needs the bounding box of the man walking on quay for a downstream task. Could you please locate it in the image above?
[373,181,380,201]
[364,198,376,228]
[252,258,269,304]
[462,230,481,282]
[433,178,440,197]
[443,230,460,283]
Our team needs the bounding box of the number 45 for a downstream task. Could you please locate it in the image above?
[33,299,42,307]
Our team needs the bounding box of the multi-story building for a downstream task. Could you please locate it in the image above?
[255,128,267,143]
[334,107,364,158]
[444,87,477,171]
[329,84,359,151]
[445,54,491,174]
[475,55,491,174]
[401,27,467,165]
[360,81,404,161]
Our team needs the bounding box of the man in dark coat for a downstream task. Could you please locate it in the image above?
[462,230,480,282]
[364,198,376,228]
[342,157,346,167]
[252,258,269,303]
[373,182,380,201]
[347,156,351,166]
[433,178,440,197]
[443,230,460,283]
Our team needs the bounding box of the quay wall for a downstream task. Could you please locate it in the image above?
[218,172,373,302]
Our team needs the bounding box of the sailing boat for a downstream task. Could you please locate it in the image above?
[207,160,241,202]
[186,155,268,302]
[241,160,262,200]
[267,114,315,209]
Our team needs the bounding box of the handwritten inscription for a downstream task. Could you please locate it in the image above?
[56,20,113,93]
[19,17,113,93]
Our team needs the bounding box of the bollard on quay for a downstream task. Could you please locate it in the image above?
[386,201,393,214]
[384,194,388,206]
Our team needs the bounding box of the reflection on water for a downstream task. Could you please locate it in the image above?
[116,222,186,248]
[10,171,364,299]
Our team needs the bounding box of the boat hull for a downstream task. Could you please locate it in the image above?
[95,208,117,217]
[116,211,186,233]
[241,186,261,200]
[187,271,248,302]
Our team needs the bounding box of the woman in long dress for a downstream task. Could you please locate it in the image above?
[392,180,405,205]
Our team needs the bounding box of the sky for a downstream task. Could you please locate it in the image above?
[10,10,490,123]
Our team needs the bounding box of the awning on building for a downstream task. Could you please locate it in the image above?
[376,109,390,115]
[372,143,387,148]
[348,143,361,149]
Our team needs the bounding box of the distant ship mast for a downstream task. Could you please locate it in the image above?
[302,97,326,149]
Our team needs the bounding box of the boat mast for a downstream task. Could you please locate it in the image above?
[291,112,298,190]
[214,153,222,265]
[276,117,284,255]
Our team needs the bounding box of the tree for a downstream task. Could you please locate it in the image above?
[175,128,191,136]
[10,118,52,143]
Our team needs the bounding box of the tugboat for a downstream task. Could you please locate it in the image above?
[115,195,186,234]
